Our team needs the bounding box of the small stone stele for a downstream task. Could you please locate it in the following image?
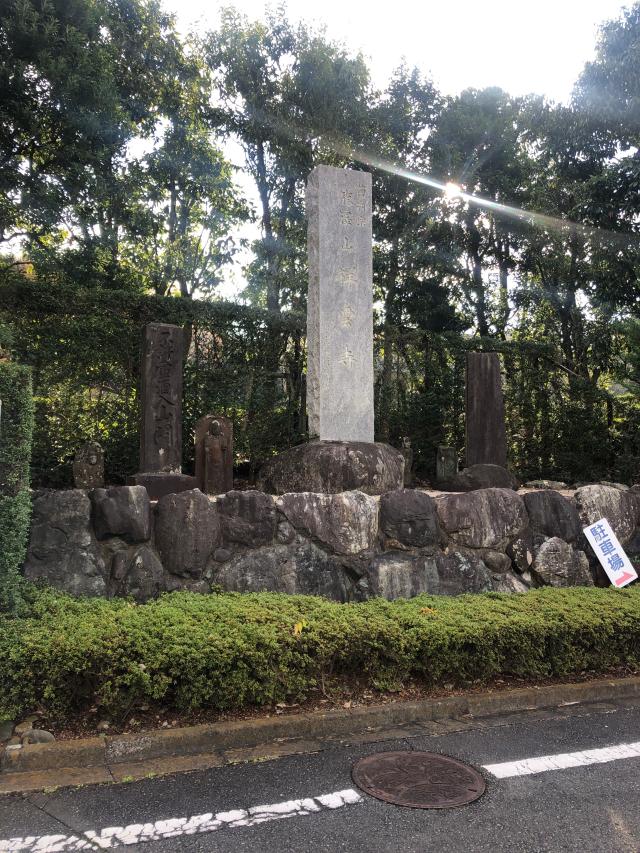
[194,414,233,494]
[401,438,413,487]
[73,441,104,489]
[436,446,457,484]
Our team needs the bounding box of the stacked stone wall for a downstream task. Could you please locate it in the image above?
[23,484,640,602]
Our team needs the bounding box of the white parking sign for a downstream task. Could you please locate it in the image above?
[583,518,638,588]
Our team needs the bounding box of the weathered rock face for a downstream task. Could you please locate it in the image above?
[448,464,518,492]
[110,545,164,602]
[25,477,636,604]
[217,490,277,548]
[257,441,404,496]
[523,490,581,545]
[435,551,494,595]
[368,552,438,599]
[24,490,107,596]
[211,540,353,601]
[279,491,378,555]
[367,550,494,600]
[492,573,529,593]
[91,486,151,543]
[524,480,568,491]
[155,489,220,578]
[506,528,535,574]
[436,488,528,551]
[574,485,638,545]
[532,537,593,587]
[379,489,439,549]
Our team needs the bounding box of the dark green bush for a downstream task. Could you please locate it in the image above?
[0,586,638,721]
[0,361,34,613]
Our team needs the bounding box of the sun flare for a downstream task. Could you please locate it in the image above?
[444,181,463,200]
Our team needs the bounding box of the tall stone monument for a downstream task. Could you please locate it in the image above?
[465,352,508,468]
[307,165,374,442]
[258,166,403,495]
[129,323,196,500]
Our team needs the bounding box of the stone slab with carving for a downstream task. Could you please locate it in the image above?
[307,165,374,442]
[194,414,233,494]
[465,352,507,467]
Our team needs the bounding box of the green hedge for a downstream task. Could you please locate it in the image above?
[1,586,638,721]
[0,361,34,613]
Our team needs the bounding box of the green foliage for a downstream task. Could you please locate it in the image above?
[1,585,639,722]
[2,275,637,485]
[0,361,34,612]
[0,276,305,485]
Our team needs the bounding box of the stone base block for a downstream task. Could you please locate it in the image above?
[127,473,197,501]
[257,441,404,495]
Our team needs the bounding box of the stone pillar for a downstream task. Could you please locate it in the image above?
[140,323,183,473]
[465,352,507,468]
[129,323,196,500]
[306,165,374,442]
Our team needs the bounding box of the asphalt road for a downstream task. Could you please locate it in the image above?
[2,699,640,853]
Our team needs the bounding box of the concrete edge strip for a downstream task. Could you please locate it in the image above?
[2,675,639,787]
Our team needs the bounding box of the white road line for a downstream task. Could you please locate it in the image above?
[484,740,640,778]
[0,789,362,853]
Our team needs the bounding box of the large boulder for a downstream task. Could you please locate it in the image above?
[91,486,151,543]
[492,573,529,594]
[574,485,638,545]
[523,490,581,545]
[446,464,518,492]
[435,551,495,595]
[532,537,593,587]
[217,490,277,548]
[110,544,164,602]
[367,550,493,600]
[24,489,107,596]
[278,491,378,555]
[368,552,438,599]
[155,489,220,578]
[435,488,528,551]
[379,489,439,549]
[211,541,352,601]
[257,440,404,495]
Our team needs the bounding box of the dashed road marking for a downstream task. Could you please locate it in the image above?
[484,740,640,778]
[1,789,362,852]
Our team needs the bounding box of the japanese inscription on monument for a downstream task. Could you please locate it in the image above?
[306,165,374,442]
[140,323,184,473]
[465,351,507,468]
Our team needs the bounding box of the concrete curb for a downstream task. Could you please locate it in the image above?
[2,675,640,793]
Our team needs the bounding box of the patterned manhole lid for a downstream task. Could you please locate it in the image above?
[352,750,486,809]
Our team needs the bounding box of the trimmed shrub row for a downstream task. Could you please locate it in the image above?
[0,360,34,613]
[0,585,638,721]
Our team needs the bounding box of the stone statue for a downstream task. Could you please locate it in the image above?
[73,441,104,489]
[401,437,413,487]
[194,414,233,494]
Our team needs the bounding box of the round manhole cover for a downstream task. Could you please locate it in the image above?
[352,750,486,809]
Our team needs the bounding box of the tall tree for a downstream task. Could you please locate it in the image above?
[206,6,371,313]
[428,88,536,337]
[0,0,177,272]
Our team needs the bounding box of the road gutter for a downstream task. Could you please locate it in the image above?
[2,675,640,794]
